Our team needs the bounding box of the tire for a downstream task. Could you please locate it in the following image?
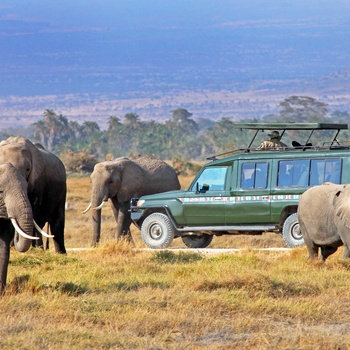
[282,213,304,247]
[141,213,174,249]
[182,234,213,248]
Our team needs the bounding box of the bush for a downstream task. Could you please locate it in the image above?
[60,150,98,174]
[172,157,202,176]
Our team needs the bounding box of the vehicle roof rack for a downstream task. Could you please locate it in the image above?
[206,122,349,160]
[234,122,348,149]
[232,122,348,130]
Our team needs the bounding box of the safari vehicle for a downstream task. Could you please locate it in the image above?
[130,122,350,249]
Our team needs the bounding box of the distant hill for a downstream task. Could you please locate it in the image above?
[1,65,350,131]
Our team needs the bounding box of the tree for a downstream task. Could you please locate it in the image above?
[107,116,122,132]
[206,118,236,153]
[124,113,141,130]
[33,110,71,152]
[80,121,100,137]
[278,96,329,122]
[167,108,199,135]
[106,116,131,157]
[33,119,49,147]
[163,109,205,158]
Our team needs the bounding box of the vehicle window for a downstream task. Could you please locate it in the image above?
[278,160,310,187]
[310,158,341,185]
[293,160,310,186]
[191,166,228,191]
[325,159,341,183]
[278,158,341,187]
[278,161,292,187]
[241,162,268,189]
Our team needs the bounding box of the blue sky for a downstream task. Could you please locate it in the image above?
[1,1,350,96]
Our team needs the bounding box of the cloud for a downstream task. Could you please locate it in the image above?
[0,12,105,37]
[216,18,342,30]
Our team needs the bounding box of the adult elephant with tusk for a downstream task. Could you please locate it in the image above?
[84,156,180,246]
[0,163,38,293]
[0,136,67,254]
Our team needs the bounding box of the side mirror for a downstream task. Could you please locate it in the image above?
[200,184,209,193]
[130,197,139,207]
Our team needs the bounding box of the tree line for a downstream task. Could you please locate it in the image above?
[1,95,350,168]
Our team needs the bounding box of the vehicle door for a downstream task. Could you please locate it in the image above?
[183,165,229,225]
[226,160,271,224]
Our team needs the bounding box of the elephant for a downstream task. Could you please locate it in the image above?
[83,156,180,246]
[297,182,350,261]
[0,136,67,254]
[0,163,41,293]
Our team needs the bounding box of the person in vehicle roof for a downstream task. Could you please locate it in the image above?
[258,130,287,149]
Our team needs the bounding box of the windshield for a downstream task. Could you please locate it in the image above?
[191,166,228,191]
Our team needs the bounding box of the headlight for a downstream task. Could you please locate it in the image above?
[137,200,145,207]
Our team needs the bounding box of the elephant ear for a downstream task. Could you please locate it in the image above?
[117,160,145,204]
[1,137,44,189]
[20,138,45,194]
[334,185,350,229]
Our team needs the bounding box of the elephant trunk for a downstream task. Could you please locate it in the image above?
[91,193,105,246]
[8,190,34,253]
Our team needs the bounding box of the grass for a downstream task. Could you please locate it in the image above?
[1,176,350,349]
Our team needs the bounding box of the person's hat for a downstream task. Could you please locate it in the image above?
[268,131,281,139]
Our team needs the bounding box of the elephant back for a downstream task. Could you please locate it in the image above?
[135,156,180,192]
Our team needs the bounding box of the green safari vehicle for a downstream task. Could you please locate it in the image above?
[130,123,350,249]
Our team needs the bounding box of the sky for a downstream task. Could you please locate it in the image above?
[1,1,350,97]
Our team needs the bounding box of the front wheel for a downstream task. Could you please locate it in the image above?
[182,234,213,248]
[141,213,174,249]
[282,213,304,247]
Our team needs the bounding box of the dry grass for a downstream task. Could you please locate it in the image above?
[63,175,287,250]
[1,176,350,349]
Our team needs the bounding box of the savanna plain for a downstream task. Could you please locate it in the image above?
[1,175,350,349]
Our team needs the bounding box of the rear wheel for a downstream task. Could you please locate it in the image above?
[141,213,174,249]
[282,213,304,247]
[182,234,213,248]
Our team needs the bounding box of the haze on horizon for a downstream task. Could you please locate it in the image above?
[0,0,350,126]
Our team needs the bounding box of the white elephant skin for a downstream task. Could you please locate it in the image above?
[298,182,350,261]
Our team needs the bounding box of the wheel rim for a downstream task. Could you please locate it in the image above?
[290,222,302,241]
[149,223,163,240]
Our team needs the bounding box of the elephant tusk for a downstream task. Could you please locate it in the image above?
[10,218,39,240]
[82,203,92,214]
[93,201,106,210]
[34,220,55,238]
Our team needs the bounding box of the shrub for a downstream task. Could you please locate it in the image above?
[60,150,98,174]
[172,157,202,176]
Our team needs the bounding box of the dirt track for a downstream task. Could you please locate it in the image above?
[67,247,293,255]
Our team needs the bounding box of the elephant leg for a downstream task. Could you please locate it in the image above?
[49,208,66,254]
[305,241,319,261]
[32,207,44,250]
[110,198,120,223]
[116,204,133,243]
[0,224,14,293]
[32,230,44,249]
[342,245,350,259]
[51,225,66,254]
[320,246,338,261]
